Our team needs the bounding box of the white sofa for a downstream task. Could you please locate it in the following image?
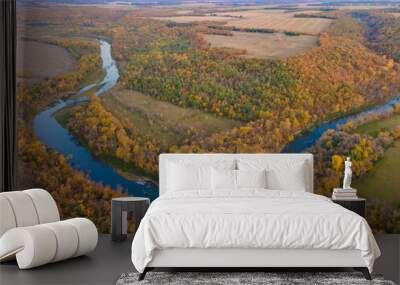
[0,188,98,269]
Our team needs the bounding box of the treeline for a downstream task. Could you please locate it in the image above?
[340,103,400,133]
[47,38,100,58]
[205,24,308,36]
[294,13,337,19]
[67,96,159,175]
[353,11,400,62]
[18,5,128,38]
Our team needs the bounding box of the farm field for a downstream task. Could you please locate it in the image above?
[203,31,317,59]
[17,39,77,84]
[151,15,230,23]
[352,113,400,205]
[101,90,241,148]
[353,140,400,206]
[216,10,333,34]
[151,9,334,35]
[354,114,400,136]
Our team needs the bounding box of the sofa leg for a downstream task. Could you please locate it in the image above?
[138,268,148,281]
[354,267,371,280]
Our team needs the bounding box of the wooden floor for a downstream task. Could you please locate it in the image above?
[0,234,399,285]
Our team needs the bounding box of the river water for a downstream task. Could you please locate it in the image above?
[33,40,159,200]
[283,96,400,153]
[33,39,399,200]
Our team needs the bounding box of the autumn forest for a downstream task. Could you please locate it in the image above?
[16,0,400,233]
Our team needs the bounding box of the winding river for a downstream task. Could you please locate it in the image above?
[33,40,159,200]
[283,96,400,153]
[33,39,399,199]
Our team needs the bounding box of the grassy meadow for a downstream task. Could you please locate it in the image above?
[354,114,400,137]
[101,90,241,149]
[352,114,400,206]
[353,140,400,207]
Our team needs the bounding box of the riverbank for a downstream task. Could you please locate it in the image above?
[282,96,400,153]
[54,105,159,185]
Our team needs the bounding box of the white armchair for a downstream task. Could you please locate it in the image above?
[0,188,98,269]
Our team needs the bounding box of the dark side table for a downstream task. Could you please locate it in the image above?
[111,197,150,242]
[332,198,366,218]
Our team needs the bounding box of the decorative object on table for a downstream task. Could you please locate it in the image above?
[0,189,98,269]
[343,157,353,190]
[116,271,394,285]
[332,188,358,200]
[332,157,358,200]
[111,197,150,242]
[332,198,366,218]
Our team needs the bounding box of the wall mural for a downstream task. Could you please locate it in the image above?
[16,0,400,233]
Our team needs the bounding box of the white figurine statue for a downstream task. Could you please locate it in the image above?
[343,157,352,189]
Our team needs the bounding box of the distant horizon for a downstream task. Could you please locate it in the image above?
[18,0,400,5]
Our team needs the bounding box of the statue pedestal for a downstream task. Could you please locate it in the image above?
[332,188,358,200]
[333,188,357,192]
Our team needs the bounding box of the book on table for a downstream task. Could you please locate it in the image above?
[332,188,358,200]
[333,188,357,193]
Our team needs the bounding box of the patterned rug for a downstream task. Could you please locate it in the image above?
[117,271,395,285]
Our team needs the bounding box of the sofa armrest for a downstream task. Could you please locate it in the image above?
[0,218,98,269]
[0,226,57,268]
